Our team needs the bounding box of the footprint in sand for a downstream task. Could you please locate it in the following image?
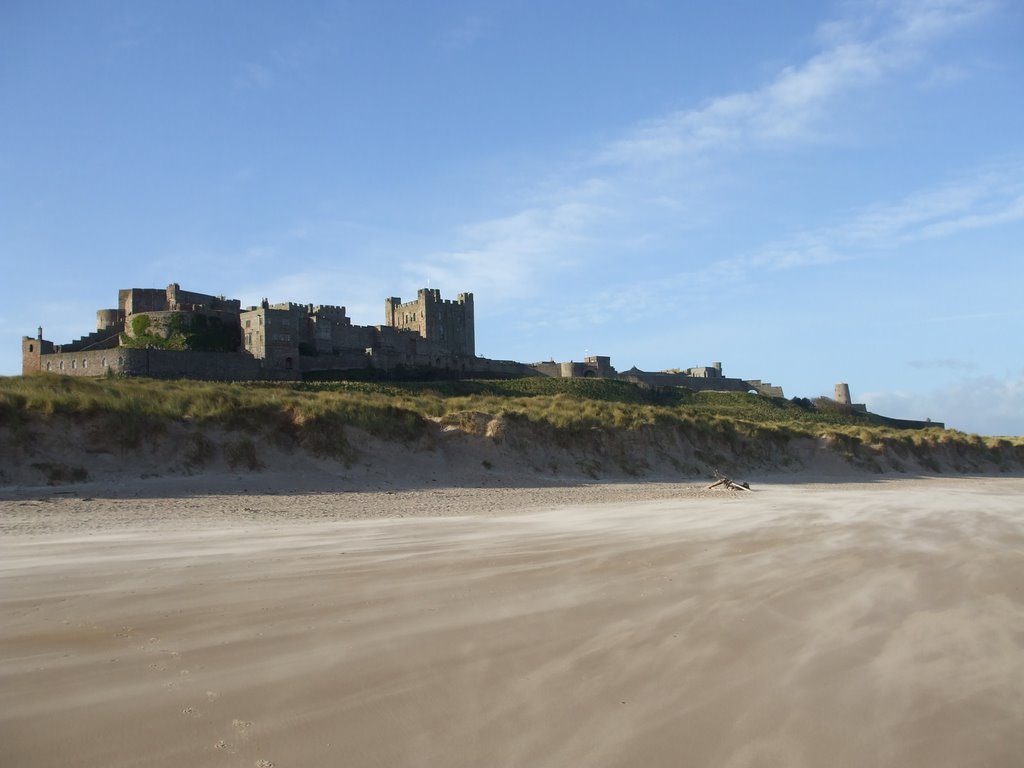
[206,690,219,701]
[255,761,274,767]
[181,707,200,718]
[233,719,251,730]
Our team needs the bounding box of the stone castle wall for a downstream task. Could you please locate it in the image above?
[620,371,753,393]
[26,346,260,381]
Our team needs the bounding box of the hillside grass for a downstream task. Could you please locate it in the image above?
[2,375,1021,465]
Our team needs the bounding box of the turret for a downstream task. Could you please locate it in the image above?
[96,309,120,331]
[22,330,54,374]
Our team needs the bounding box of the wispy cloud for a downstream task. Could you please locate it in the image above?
[405,200,604,302]
[529,154,1024,334]
[438,14,488,51]
[731,159,1024,269]
[233,39,326,90]
[234,61,280,90]
[409,0,999,302]
[598,0,995,166]
[923,308,1024,324]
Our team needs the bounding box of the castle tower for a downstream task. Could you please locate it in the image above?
[96,309,120,331]
[22,328,54,374]
[384,289,474,357]
[834,382,852,405]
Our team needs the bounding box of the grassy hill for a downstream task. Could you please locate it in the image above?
[1,374,1021,486]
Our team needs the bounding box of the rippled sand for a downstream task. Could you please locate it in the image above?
[2,477,1023,767]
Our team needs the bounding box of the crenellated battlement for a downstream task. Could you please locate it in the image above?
[384,289,474,357]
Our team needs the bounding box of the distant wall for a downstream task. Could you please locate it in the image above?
[871,414,945,431]
[622,371,752,392]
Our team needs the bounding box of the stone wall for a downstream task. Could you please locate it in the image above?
[137,349,262,380]
[870,414,945,430]
[621,371,754,392]
[28,347,260,381]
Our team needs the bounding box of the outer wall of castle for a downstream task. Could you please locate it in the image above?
[22,342,262,381]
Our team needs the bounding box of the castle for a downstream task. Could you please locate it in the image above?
[23,282,785,395]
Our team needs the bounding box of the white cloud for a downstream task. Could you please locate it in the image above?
[924,309,1024,324]
[864,372,1024,436]
[712,159,1024,277]
[598,0,993,166]
[407,0,999,306]
[840,164,1024,245]
[404,196,607,302]
[527,153,1024,335]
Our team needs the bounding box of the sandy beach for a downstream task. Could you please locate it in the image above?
[2,476,1023,767]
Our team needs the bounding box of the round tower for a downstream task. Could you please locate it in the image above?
[834,382,852,405]
[96,309,119,331]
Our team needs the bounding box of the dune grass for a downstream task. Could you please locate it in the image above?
[1,375,1021,470]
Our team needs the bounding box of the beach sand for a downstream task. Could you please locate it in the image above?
[2,476,1023,767]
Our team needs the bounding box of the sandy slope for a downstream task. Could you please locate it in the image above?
[2,477,1023,767]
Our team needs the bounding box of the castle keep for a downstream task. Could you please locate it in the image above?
[22,281,783,395]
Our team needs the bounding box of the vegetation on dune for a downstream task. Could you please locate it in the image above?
[1,375,1021,475]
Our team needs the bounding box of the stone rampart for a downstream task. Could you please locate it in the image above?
[622,371,752,392]
[34,348,138,377]
[136,349,261,380]
[34,348,261,380]
[870,414,945,431]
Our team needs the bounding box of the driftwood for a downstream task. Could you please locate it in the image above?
[706,471,753,492]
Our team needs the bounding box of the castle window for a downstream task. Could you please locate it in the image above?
[28,343,34,352]
[59,361,64,370]
[46,362,51,371]
[245,319,251,328]
[83,359,88,369]
[71,360,76,369]
[102,358,107,367]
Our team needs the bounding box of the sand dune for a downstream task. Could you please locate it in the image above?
[2,477,1023,767]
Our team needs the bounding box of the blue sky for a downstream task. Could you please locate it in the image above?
[2,0,1022,435]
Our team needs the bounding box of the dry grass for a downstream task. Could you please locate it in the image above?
[2,375,1021,472]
